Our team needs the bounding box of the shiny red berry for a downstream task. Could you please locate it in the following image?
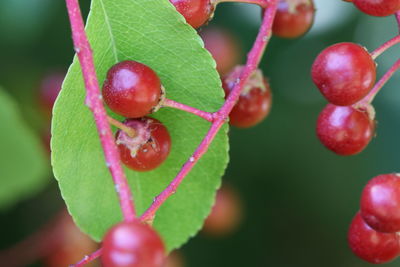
[200,27,242,76]
[101,220,165,267]
[272,0,315,38]
[361,174,400,233]
[348,212,400,264]
[102,61,162,118]
[170,0,214,29]
[116,117,171,172]
[38,72,65,117]
[316,104,375,156]
[311,42,376,106]
[223,66,272,128]
[203,185,242,236]
[353,0,400,17]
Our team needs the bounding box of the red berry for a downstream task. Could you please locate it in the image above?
[311,43,376,106]
[38,72,65,117]
[200,27,242,76]
[223,66,272,128]
[170,0,214,29]
[163,251,184,267]
[353,0,400,17]
[272,0,315,38]
[102,61,162,118]
[116,117,171,172]
[348,212,400,264]
[361,174,400,233]
[316,104,375,156]
[203,185,242,236]
[101,220,165,267]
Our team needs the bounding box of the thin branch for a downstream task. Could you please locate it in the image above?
[356,57,400,106]
[140,1,278,222]
[370,34,400,59]
[70,248,102,267]
[65,0,136,221]
[162,98,214,122]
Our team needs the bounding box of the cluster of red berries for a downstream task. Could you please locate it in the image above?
[348,174,400,264]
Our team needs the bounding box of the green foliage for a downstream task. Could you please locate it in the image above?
[0,89,48,209]
[52,0,229,250]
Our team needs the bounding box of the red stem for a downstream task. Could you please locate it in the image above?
[65,0,136,221]
[140,1,278,222]
[357,57,400,106]
[162,98,214,122]
[370,35,400,59]
[71,248,102,267]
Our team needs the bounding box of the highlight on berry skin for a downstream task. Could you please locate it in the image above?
[348,212,400,264]
[311,42,376,106]
[360,174,400,233]
[101,220,166,267]
[352,0,400,17]
[169,0,215,29]
[115,117,171,172]
[316,104,375,156]
[272,0,315,38]
[102,60,163,118]
[223,65,272,128]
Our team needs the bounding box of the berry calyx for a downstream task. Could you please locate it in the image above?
[101,220,165,267]
[360,174,400,233]
[200,27,242,76]
[311,42,376,106]
[102,60,163,118]
[348,212,400,264]
[203,185,242,236]
[353,0,400,17]
[170,0,215,29]
[223,66,272,128]
[316,104,375,156]
[116,117,171,172]
[272,0,315,38]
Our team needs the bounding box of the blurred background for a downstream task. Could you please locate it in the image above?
[1,0,400,266]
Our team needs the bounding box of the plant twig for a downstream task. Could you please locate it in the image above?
[140,1,278,222]
[70,248,102,267]
[65,0,136,221]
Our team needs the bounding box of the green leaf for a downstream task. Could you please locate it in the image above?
[52,0,229,250]
[0,89,48,209]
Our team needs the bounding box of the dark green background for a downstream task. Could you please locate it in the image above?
[1,1,399,266]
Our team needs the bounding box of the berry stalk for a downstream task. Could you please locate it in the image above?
[140,1,278,222]
[357,57,400,106]
[162,98,214,122]
[65,0,136,221]
[370,34,400,59]
[71,248,102,267]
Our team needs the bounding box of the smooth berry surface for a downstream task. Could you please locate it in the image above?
[348,212,400,264]
[38,72,65,116]
[200,27,241,75]
[101,221,165,267]
[272,0,315,38]
[116,117,171,172]
[353,0,400,16]
[102,60,162,118]
[361,174,400,233]
[223,66,272,128]
[203,185,242,236]
[170,0,214,29]
[311,42,376,106]
[316,104,374,155]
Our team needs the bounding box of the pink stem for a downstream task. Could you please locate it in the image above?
[71,248,103,267]
[65,0,135,221]
[396,11,400,33]
[370,35,400,59]
[215,0,268,8]
[357,57,400,106]
[162,98,214,122]
[140,2,278,222]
